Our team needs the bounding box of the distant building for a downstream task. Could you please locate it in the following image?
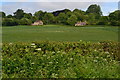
[75,21,87,26]
[32,20,43,25]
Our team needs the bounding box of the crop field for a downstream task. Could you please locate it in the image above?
[2,25,119,42]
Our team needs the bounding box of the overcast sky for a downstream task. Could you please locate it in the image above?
[0,1,119,16]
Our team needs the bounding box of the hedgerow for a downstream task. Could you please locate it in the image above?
[2,41,120,78]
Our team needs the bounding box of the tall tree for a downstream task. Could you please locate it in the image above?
[34,10,45,20]
[57,13,68,24]
[14,9,25,19]
[86,4,102,18]
[6,15,14,18]
[0,12,6,18]
[109,10,120,26]
[24,13,32,19]
[67,15,77,25]
[42,13,54,24]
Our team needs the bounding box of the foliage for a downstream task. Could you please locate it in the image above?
[24,13,32,19]
[34,10,45,20]
[2,18,18,26]
[1,4,120,26]
[67,15,77,25]
[86,4,102,17]
[19,18,32,25]
[56,13,68,24]
[109,10,120,26]
[97,16,109,25]
[0,12,6,18]
[6,15,14,18]
[42,13,55,24]
[2,41,120,78]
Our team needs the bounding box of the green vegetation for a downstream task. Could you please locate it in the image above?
[2,41,120,78]
[1,4,120,26]
[2,25,119,42]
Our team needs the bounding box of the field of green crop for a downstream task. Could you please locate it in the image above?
[2,25,119,42]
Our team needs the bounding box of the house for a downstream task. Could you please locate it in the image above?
[75,21,87,26]
[32,20,43,25]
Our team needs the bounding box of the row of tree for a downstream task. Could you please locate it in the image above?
[0,4,120,26]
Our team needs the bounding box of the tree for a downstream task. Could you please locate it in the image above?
[24,13,32,19]
[34,10,45,20]
[97,16,109,25]
[67,15,77,25]
[14,9,25,19]
[109,10,120,26]
[86,13,96,25]
[2,18,18,26]
[52,9,71,16]
[42,13,54,24]
[57,13,68,24]
[6,15,14,18]
[0,12,6,18]
[19,18,32,25]
[31,16,38,23]
[86,4,102,19]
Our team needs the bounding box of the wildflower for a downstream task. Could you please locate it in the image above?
[52,51,55,54]
[35,48,41,51]
[43,55,46,57]
[62,52,66,54]
[70,58,73,60]
[9,43,13,45]
[31,43,35,46]
[96,57,99,59]
[105,51,109,54]
[80,40,82,42]
[31,62,35,65]
[57,51,60,53]
[94,60,97,62]
[94,49,97,52]
[31,43,36,48]
[49,62,53,64]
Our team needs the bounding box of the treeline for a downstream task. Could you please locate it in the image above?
[0,4,120,26]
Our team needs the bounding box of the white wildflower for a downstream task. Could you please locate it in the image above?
[35,48,41,51]
[52,51,55,54]
[80,40,82,42]
[43,55,46,57]
[57,51,60,53]
[94,49,97,52]
[70,58,73,60]
[9,43,13,45]
[31,43,35,46]
[31,62,35,65]
[105,51,109,54]
[94,60,97,62]
[49,62,53,64]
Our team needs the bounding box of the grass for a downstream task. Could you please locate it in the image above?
[2,25,119,42]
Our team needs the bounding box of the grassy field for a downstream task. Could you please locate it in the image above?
[2,25,119,42]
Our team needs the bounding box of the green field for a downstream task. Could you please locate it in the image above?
[2,25,119,42]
